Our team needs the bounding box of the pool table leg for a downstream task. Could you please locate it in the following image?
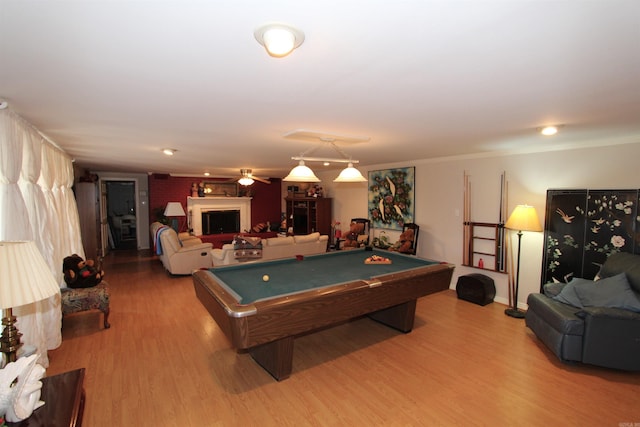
[249,336,295,381]
[368,299,417,333]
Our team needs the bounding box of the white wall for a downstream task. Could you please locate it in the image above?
[320,141,640,308]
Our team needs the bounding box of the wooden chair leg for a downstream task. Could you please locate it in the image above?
[102,307,111,329]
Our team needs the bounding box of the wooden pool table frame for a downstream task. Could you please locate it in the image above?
[193,260,454,380]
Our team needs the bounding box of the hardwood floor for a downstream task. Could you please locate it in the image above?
[48,249,640,426]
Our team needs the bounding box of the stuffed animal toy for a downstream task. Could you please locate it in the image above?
[389,228,415,254]
[343,222,365,249]
[62,254,105,288]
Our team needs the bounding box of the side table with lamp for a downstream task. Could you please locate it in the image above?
[0,241,86,425]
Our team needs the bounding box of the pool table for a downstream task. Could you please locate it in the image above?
[193,249,454,380]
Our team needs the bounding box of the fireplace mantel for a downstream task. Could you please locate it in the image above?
[187,197,252,236]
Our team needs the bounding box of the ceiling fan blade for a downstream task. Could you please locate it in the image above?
[253,176,271,184]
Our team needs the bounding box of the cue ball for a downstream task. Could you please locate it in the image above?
[262,274,270,282]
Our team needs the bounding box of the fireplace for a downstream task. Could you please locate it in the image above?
[187,197,252,236]
[202,210,240,234]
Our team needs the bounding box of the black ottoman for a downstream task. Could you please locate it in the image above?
[456,273,496,306]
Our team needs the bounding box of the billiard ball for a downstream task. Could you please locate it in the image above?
[262,274,270,282]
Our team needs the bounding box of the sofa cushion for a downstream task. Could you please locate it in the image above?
[293,232,320,244]
[264,236,294,246]
[598,252,640,293]
[573,273,640,313]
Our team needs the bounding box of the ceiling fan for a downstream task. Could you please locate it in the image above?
[232,169,271,186]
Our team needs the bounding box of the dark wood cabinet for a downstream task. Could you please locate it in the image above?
[285,197,332,236]
[75,182,101,260]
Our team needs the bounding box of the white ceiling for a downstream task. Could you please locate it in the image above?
[2,1,639,180]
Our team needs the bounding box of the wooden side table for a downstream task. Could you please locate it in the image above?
[8,368,85,427]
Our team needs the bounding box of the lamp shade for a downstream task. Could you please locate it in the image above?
[505,205,542,232]
[333,163,367,182]
[164,202,186,217]
[0,241,60,309]
[283,160,321,182]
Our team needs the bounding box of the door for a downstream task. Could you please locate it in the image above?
[105,180,137,250]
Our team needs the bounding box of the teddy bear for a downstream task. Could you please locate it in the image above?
[389,228,415,254]
[342,221,365,249]
[62,254,105,288]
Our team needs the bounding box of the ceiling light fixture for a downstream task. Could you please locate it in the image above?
[333,162,367,182]
[162,148,176,156]
[283,160,320,182]
[238,177,255,186]
[254,23,305,58]
[283,139,367,183]
[540,126,559,136]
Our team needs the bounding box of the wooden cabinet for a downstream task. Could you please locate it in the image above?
[285,197,332,236]
[75,182,101,260]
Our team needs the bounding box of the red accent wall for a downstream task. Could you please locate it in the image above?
[148,174,282,233]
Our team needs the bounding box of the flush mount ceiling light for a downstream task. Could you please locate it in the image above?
[539,125,562,136]
[254,22,305,58]
[283,134,368,183]
[162,148,176,156]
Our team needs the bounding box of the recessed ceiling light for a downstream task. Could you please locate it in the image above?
[162,148,176,156]
[540,126,559,136]
[254,23,305,58]
[203,172,210,177]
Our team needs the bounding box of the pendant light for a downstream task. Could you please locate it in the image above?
[283,160,320,182]
[282,131,369,183]
[333,162,367,182]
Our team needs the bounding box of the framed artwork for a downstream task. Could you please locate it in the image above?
[202,182,238,197]
[368,167,415,230]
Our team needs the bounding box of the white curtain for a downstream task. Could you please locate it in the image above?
[0,108,83,367]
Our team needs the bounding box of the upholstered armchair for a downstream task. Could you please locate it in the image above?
[153,225,213,275]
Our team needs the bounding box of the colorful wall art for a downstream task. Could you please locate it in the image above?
[368,167,415,231]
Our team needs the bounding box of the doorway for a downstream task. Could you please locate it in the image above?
[105,181,137,250]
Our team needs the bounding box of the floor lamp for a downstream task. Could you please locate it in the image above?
[0,241,61,365]
[164,202,186,233]
[504,205,542,318]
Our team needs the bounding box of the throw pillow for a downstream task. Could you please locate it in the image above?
[543,281,567,298]
[573,272,640,312]
[552,279,585,308]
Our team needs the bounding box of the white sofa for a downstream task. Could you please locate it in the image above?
[150,222,213,275]
[211,232,329,266]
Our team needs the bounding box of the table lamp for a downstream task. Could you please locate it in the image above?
[164,202,186,233]
[504,205,542,318]
[0,241,60,364]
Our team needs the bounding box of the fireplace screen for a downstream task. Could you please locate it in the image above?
[202,210,240,234]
